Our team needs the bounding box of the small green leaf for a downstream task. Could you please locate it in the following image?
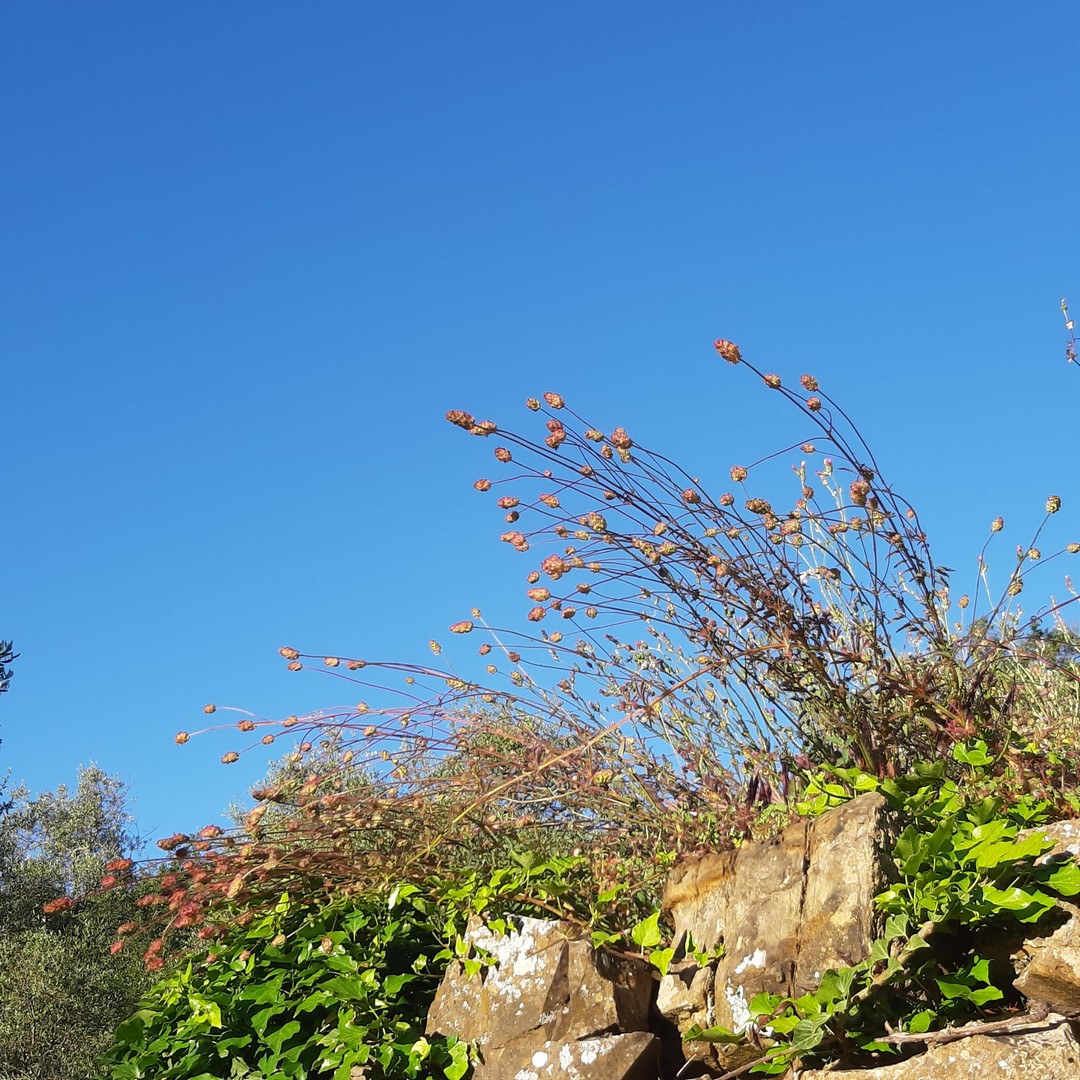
[788,1018,825,1051]
[683,1024,744,1044]
[1046,860,1080,896]
[630,911,662,949]
[649,947,675,976]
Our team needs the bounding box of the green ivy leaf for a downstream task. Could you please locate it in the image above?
[1046,860,1080,896]
[630,911,662,949]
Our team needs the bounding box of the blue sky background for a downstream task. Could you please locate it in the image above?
[4,1,1079,842]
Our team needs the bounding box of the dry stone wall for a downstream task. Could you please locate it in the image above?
[424,799,1080,1078]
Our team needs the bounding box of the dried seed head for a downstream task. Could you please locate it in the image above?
[175,731,190,745]
[526,398,541,411]
[800,374,819,392]
[1068,543,1080,554]
[203,703,216,715]
[237,719,256,732]
[500,531,528,551]
[527,606,546,622]
[763,373,782,389]
[1047,495,1062,514]
[449,620,474,634]
[324,657,340,667]
[221,752,239,764]
[445,410,475,429]
[279,647,300,661]
[730,466,748,483]
[682,488,701,504]
[745,498,772,515]
[494,447,512,463]
[474,478,492,492]
[469,420,497,436]
[546,430,567,449]
[713,338,742,364]
[1007,578,1023,596]
[1028,548,1042,561]
[610,427,633,450]
[958,595,970,609]
[719,493,734,507]
[542,554,571,579]
[991,517,1004,533]
[286,661,302,672]
[346,659,366,670]
[526,570,541,584]
[527,587,551,601]
[429,639,442,655]
[801,443,815,454]
[540,493,560,508]
[584,429,604,442]
[497,496,519,509]
[543,392,565,409]
[806,396,822,412]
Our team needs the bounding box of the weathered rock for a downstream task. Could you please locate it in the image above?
[1015,913,1080,1014]
[425,915,656,1079]
[1032,818,1080,862]
[474,1030,659,1080]
[797,1019,1080,1079]
[658,792,896,1068]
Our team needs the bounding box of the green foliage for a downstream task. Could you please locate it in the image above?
[687,743,1080,1074]
[95,889,471,1080]
[0,638,15,699]
[0,766,154,1080]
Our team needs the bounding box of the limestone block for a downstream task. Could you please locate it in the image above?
[565,939,652,1036]
[426,916,575,1048]
[797,1019,1080,1079]
[659,792,896,1047]
[473,1030,659,1080]
[1031,819,1080,862]
[1015,913,1080,1014]
[425,914,656,1079]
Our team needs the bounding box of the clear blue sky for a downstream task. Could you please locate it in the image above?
[4,1,1079,842]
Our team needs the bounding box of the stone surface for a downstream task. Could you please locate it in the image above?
[797,1019,1080,1079]
[426,915,656,1079]
[659,792,896,1067]
[474,1030,659,1080]
[1031,818,1080,862]
[1015,912,1080,1014]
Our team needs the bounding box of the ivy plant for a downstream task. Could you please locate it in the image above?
[94,888,471,1080]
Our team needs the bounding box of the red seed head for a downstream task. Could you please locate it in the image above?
[713,339,742,364]
[445,410,475,429]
